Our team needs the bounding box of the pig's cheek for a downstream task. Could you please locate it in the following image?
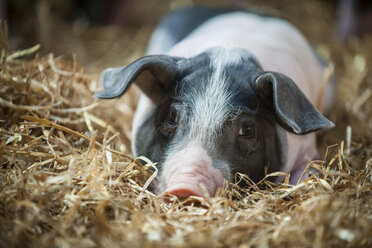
[155,175,166,195]
[213,159,231,182]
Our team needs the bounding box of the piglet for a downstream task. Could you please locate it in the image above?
[95,6,335,198]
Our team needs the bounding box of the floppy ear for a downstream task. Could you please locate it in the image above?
[255,72,335,134]
[94,55,183,102]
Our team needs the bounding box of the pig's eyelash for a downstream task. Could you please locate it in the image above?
[170,96,183,103]
[226,108,257,122]
[240,104,260,115]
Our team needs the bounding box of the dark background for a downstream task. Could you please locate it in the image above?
[1,0,372,72]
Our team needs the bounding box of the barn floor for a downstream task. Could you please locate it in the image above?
[0,0,371,247]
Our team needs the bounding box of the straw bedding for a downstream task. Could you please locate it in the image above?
[0,1,371,247]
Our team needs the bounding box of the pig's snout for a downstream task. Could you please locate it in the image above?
[161,142,225,199]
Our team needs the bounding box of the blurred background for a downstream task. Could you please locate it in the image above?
[1,0,372,73]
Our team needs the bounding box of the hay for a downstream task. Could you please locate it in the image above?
[1,1,372,247]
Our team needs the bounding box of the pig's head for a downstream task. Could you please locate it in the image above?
[95,47,334,198]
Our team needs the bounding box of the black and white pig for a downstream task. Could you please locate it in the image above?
[95,6,335,198]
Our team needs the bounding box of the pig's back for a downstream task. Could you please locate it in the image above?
[168,12,325,107]
[149,7,328,106]
[146,6,239,55]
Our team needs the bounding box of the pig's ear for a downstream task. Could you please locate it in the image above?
[255,72,335,134]
[94,55,182,101]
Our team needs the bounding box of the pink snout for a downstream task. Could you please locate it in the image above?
[161,142,225,199]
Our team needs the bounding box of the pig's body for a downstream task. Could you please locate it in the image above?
[96,6,334,197]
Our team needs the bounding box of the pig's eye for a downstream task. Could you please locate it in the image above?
[161,106,180,137]
[238,121,255,138]
[160,103,182,137]
[167,107,179,125]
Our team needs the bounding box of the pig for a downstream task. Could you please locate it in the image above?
[95,6,335,198]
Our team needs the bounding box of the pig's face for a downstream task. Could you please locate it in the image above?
[152,49,286,192]
[95,47,333,197]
